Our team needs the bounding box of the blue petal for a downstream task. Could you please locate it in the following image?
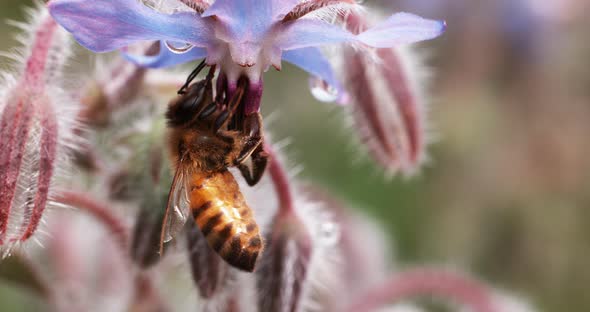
[282,47,346,102]
[49,0,212,53]
[278,13,444,50]
[278,19,355,50]
[122,42,207,68]
[357,13,446,47]
[203,0,300,20]
[203,0,272,18]
[202,0,272,40]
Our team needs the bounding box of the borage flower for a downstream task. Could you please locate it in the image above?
[48,0,444,116]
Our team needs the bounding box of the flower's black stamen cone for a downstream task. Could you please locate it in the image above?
[215,78,248,132]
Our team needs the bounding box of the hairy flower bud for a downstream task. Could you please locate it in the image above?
[80,43,158,127]
[130,206,165,268]
[186,219,232,299]
[44,212,134,311]
[253,150,343,312]
[0,6,79,252]
[109,115,172,267]
[342,13,431,175]
[303,186,393,310]
[256,213,312,312]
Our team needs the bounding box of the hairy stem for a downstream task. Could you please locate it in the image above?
[131,273,169,312]
[266,144,294,217]
[54,190,129,250]
[23,16,58,90]
[345,269,498,312]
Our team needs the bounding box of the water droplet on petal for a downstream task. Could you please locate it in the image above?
[165,41,194,54]
[309,77,339,103]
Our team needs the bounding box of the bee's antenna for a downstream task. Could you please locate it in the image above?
[178,59,208,95]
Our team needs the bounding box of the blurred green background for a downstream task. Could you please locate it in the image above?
[2,0,590,311]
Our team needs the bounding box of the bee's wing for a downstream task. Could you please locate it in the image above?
[160,168,191,252]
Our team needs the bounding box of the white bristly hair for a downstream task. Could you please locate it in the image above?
[0,4,81,255]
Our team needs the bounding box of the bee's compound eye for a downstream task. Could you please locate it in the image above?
[178,94,196,112]
[178,82,206,111]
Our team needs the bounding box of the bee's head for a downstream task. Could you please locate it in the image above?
[166,79,212,127]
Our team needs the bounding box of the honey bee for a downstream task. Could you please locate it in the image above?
[161,62,268,272]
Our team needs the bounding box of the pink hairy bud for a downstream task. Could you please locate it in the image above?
[0,7,78,252]
[343,13,429,175]
[256,213,312,312]
[186,219,232,299]
[130,206,166,268]
[256,147,313,312]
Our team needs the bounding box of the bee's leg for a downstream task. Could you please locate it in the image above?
[215,130,236,144]
[234,112,268,186]
[177,59,207,95]
[237,144,268,186]
[235,113,263,164]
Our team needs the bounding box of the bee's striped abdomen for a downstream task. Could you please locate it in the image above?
[189,169,263,272]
